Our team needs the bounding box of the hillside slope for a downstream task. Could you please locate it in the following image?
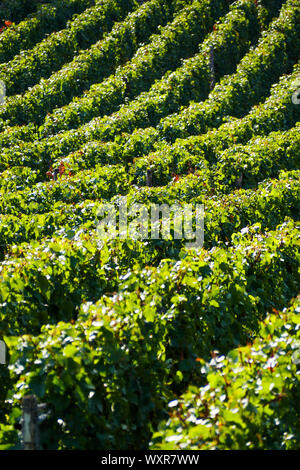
[0,0,299,450]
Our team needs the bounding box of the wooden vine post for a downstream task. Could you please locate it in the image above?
[22,395,40,450]
[146,169,153,187]
[209,45,215,90]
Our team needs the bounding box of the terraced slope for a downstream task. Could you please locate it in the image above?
[0,0,299,450]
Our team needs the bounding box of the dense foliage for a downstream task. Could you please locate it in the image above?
[151,295,300,450]
[0,0,299,450]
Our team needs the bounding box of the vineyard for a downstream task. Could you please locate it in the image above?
[0,0,299,450]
